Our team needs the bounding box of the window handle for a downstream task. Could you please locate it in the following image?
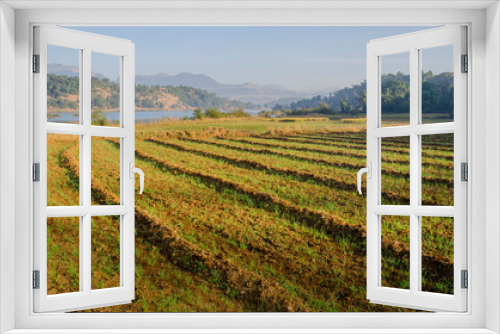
[129,161,145,195]
[357,162,371,195]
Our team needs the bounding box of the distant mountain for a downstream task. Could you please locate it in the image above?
[135,73,302,105]
[48,65,329,105]
[264,97,308,108]
[46,74,255,112]
[48,63,108,79]
[135,72,221,89]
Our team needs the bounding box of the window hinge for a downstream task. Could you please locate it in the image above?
[33,54,40,73]
[33,163,40,182]
[33,270,40,289]
[461,54,468,73]
[461,162,468,181]
[461,270,468,289]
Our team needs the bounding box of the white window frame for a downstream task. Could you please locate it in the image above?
[1,1,499,333]
[33,26,136,313]
[365,26,467,312]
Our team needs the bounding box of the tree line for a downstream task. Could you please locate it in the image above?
[47,74,255,111]
[272,71,453,116]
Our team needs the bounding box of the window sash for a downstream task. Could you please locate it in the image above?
[32,26,136,313]
[366,26,468,312]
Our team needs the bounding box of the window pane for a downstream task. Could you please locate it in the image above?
[91,137,121,205]
[421,216,454,294]
[381,52,410,127]
[91,215,121,290]
[381,215,410,290]
[91,52,120,127]
[381,137,410,205]
[47,217,80,295]
[47,45,80,124]
[47,134,80,206]
[421,45,454,124]
[421,134,454,206]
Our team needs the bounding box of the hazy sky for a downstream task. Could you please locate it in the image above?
[53,26,453,91]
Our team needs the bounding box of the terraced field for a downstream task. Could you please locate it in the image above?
[46,119,454,312]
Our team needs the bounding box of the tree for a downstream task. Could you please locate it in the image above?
[193,108,203,119]
[340,98,352,114]
[357,89,367,114]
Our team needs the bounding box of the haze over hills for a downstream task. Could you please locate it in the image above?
[48,64,334,105]
[47,63,108,79]
[135,72,309,105]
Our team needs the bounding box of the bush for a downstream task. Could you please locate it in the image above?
[91,110,109,126]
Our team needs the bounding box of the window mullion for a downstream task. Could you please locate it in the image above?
[81,47,92,294]
[409,47,421,294]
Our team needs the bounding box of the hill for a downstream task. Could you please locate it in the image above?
[135,72,301,105]
[46,74,255,112]
[48,64,304,105]
[273,71,454,116]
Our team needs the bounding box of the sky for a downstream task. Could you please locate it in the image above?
[51,26,454,92]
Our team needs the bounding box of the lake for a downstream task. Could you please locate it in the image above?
[47,109,263,124]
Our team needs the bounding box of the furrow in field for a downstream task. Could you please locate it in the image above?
[103,140,385,311]
[138,183,370,310]
[148,138,363,192]
[133,141,453,270]
[62,143,309,312]
[53,141,245,312]
[231,137,454,162]
[181,137,365,169]
[223,136,453,171]
[135,141,357,238]
[178,137,453,187]
[263,135,455,156]
[290,133,454,150]
[151,138,455,205]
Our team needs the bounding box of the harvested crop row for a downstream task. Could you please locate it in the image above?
[233,137,454,162]
[98,139,344,310]
[292,133,455,150]
[138,182,372,311]
[110,142,404,311]
[219,136,453,172]
[51,141,244,312]
[178,137,453,187]
[63,143,309,312]
[271,134,455,156]
[150,137,453,206]
[135,140,453,270]
[139,139,453,265]
[148,137,412,204]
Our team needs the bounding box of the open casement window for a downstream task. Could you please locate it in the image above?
[33,26,139,312]
[363,26,467,312]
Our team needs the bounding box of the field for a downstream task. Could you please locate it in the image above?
[46,117,454,312]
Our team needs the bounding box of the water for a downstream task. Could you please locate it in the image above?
[47,109,262,124]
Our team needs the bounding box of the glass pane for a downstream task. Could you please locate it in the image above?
[381,137,410,205]
[421,45,454,124]
[421,134,454,206]
[91,52,121,127]
[91,137,121,205]
[47,217,80,295]
[47,134,80,206]
[421,217,454,294]
[381,215,410,289]
[381,52,410,127]
[47,45,80,124]
[91,215,121,290]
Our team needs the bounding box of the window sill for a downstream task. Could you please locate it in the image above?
[4,329,498,334]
